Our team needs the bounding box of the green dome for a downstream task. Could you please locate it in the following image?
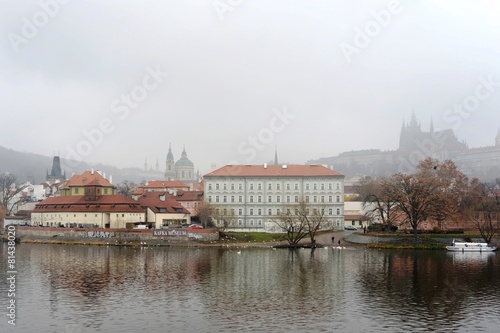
[175,157,194,167]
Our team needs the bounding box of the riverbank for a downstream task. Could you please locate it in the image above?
[2,227,497,249]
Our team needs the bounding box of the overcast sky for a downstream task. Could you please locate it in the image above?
[1,0,500,174]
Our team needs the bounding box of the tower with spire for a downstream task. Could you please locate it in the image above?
[274,146,279,165]
[175,146,195,182]
[165,144,176,180]
[46,154,66,183]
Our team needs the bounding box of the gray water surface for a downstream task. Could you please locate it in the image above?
[1,244,499,333]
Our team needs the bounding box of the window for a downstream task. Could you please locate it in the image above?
[295,195,299,203]
[336,208,341,215]
[250,183,254,190]
[294,183,299,190]
[276,209,280,215]
[257,183,262,190]
[239,196,243,203]
[216,183,220,190]
[223,183,227,190]
[231,195,235,203]
[268,183,272,190]
[268,209,272,216]
[215,196,220,203]
[321,196,325,203]
[305,196,310,202]
[208,196,212,203]
[286,183,291,190]
[250,219,254,226]
[231,183,235,190]
[329,183,333,190]
[313,196,317,203]
[250,195,254,203]
[329,208,333,215]
[187,202,190,208]
[238,183,243,190]
[258,220,262,226]
[249,209,254,216]
[238,208,243,215]
[223,196,227,203]
[268,195,272,203]
[313,183,317,190]
[321,183,325,190]
[305,183,310,190]
[258,208,262,215]
[336,195,340,203]
[276,183,280,190]
[238,219,243,226]
[286,196,291,203]
[276,195,281,203]
[329,196,333,203]
[336,183,340,190]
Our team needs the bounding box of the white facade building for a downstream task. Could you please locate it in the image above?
[204,164,345,232]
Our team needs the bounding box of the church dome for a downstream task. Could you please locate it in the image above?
[175,147,194,167]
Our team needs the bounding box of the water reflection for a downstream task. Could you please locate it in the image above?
[1,244,498,333]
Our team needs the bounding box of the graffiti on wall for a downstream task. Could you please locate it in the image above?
[86,231,115,238]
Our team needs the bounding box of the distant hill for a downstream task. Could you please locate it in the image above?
[0,146,137,184]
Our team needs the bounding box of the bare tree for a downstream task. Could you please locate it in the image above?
[273,199,329,246]
[0,173,26,216]
[195,200,215,228]
[116,180,138,197]
[214,206,236,232]
[462,179,499,244]
[419,159,469,231]
[273,203,309,245]
[358,176,399,230]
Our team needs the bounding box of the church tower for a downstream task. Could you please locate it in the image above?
[165,144,176,180]
[46,155,66,182]
[175,146,195,182]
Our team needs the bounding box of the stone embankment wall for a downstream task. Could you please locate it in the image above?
[8,226,219,246]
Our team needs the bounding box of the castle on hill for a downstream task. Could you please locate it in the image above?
[309,112,500,181]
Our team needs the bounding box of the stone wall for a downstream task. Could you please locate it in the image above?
[11,226,219,244]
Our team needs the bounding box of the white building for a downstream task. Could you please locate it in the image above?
[204,164,345,232]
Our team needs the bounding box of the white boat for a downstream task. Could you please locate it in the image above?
[446,239,497,252]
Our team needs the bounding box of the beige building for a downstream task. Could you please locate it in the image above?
[204,164,345,232]
[137,191,191,228]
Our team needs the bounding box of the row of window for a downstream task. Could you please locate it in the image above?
[37,213,141,218]
[208,182,341,191]
[208,195,342,203]
[217,207,342,216]
[227,218,341,227]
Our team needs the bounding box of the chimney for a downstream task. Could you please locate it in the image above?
[159,193,165,202]
[109,175,113,184]
[91,168,94,175]
[282,164,287,169]
[264,163,268,169]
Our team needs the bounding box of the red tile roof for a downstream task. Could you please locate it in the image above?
[204,164,343,177]
[141,180,189,189]
[137,192,190,214]
[174,190,204,201]
[65,171,114,188]
[33,194,143,213]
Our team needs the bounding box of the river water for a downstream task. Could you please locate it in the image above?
[1,243,499,333]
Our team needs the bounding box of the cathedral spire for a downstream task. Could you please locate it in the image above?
[274,145,278,165]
